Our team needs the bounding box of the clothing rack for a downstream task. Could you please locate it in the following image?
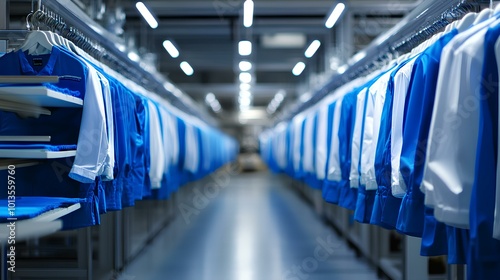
[3,0,217,127]
[282,0,484,123]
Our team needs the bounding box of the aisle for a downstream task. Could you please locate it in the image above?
[117,172,380,280]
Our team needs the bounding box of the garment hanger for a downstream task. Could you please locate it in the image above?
[456,12,477,31]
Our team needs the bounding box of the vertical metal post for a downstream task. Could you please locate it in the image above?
[404,236,428,280]
[77,228,93,280]
[0,0,8,53]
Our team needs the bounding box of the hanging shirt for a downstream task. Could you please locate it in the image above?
[147,100,165,189]
[349,87,368,188]
[468,21,500,280]
[326,99,343,183]
[391,56,419,198]
[323,100,341,204]
[315,104,329,181]
[397,30,458,238]
[424,17,497,228]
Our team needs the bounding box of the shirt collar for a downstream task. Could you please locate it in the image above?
[17,46,60,75]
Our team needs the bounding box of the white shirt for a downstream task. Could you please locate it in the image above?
[292,115,305,174]
[95,72,114,181]
[69,65,109,184]
[362,69,392,190]
[327,99,343,182]
[184,122,200,174]
[424,18,497,228]
[315,104,329,180]
[303,113,315,174]
[147,100,165,189]
[391,56,419,197]
[350,87,368,188]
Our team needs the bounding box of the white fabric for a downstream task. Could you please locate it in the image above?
[362,69,392,190]
[303,114,315,173]
[293,115,305,173]
[424,18,496,228]
[147,100,165,189]
[95,72,115,181]
[315,104,329,180]
[158,106,173,178]
[327,99,343,182]
[69,66,109,183]
[184,123,200,173]
[350,87,368,188]
[391,56,418,198]
[495,37,500,240]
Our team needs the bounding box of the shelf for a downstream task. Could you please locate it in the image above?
[0,86,83,107]
[0,203,80,242]
[0,136,51,142]
[0,149,76,159]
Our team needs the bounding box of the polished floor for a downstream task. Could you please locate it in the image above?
[117,172,381,280]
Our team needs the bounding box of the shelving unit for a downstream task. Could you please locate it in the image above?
[0,86,83,108]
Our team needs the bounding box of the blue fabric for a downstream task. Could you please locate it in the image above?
[370,61,410,229]
[447,226,469,264]
[397,30,459,238]
[0,144,76,151]
[338,91,358,210]
[0,196,84,222]
[467,22,500,280]
[0,158,99,230]
[322,101,340,204]
[0,47,87,99]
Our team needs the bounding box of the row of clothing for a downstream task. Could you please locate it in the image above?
[0,31,238,229]
[260,7,500,280]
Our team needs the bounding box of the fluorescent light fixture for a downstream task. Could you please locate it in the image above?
[243,0,254,28]
[239,90,252,98]
[239,72,252,83]
[325,3,345,28]
[239,40,252,56]
[337,64,348,74]
[304,40,321,58]
[136,2,158,29]
[239,96,252,106]
[275,92,284,102]
[239,61,252,71]
[292,62,306,76]
[205,93,216,103]
[261,33,306,49]
[128,51,140,62]
[240,83,251,91]
[163,40,179,58]
[180,61,194,76]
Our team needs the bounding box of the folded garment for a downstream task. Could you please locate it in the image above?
[0,196,85,222]
[0,144,77,151]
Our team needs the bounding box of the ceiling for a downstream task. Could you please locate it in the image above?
[8,0,419,134]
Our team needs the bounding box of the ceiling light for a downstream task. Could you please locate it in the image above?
[239,41,252,56]
[243,0,254,28]
[128,51,140,62]
[136,2,158,29]
[180,61,194,76]
[163,40,179,58]
[239,90,252,98]
[239,61,252,71]
[275,92,285,102]
[239,96,252,106]
[337,64,348,74]
[304,40,321,58]
[205,93,216,103]
[325,3,346,28]
[240,83,251,91]
[292,62,306,76]
[239,72,252,83]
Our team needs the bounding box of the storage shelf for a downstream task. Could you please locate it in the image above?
[0,86,83,107]
[0,149,76,159]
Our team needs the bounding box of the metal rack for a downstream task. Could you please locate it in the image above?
[0,0,217,127]
[282,0,485,123]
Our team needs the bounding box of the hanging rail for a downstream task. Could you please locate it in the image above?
[280,0,484,123]
[28,0,217,127]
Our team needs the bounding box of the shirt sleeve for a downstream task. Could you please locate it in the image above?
[147,100,165,189]
[350,88,368,188]
[360,84,376,187]
[390,59,416,197]
[327,99,343,182]
[69,66,109,183]
[96,72,115,181]
[315,105,329,180]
